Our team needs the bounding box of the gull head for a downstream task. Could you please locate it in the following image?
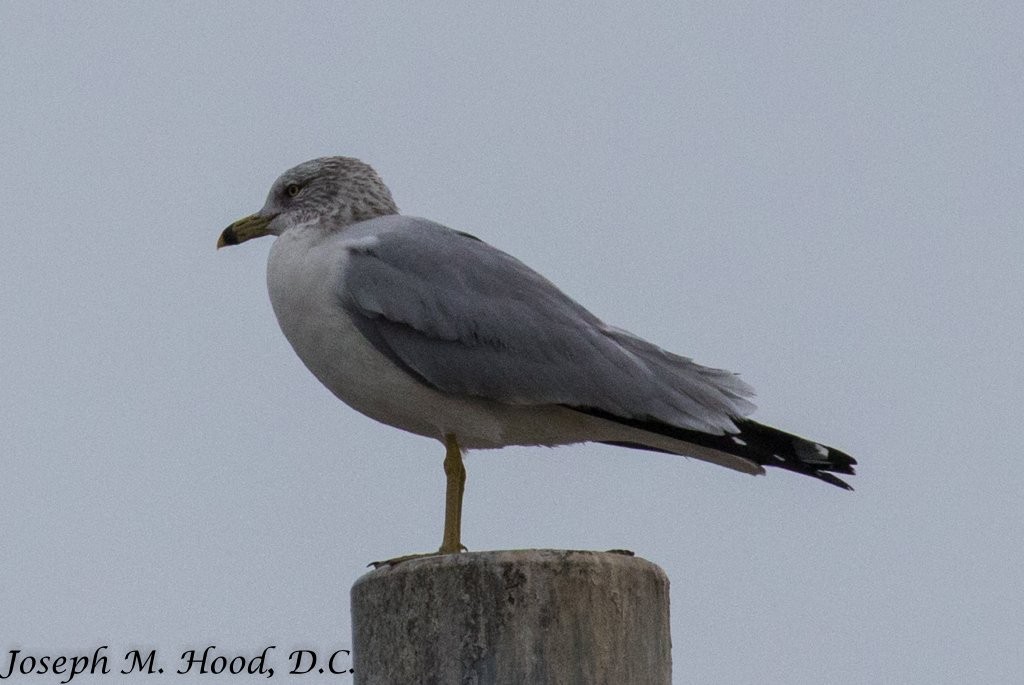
[218,156,399,248]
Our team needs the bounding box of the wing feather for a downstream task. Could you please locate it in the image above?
[338,216,754,434]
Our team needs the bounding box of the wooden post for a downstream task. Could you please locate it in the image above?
[351,549,671,684]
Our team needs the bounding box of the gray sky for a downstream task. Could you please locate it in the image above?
[2,3,1022,683]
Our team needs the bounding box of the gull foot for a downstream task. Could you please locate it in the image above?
[369,545,467,569]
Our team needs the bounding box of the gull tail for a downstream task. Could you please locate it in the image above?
[576,407,857,490]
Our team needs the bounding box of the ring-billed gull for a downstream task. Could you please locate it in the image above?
[218,156,856,555]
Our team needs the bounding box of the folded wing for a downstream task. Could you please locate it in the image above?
[338,216,755,436]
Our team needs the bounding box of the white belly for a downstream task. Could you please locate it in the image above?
[265,227,589,449]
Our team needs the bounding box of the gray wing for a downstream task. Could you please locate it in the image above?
[338,216,755,434]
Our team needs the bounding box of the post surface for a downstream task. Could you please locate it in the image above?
[351,549,671,684]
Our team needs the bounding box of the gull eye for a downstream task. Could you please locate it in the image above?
[285,183,301,198]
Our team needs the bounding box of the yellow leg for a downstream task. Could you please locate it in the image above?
[439,433,466,554]
[368,434,467,568]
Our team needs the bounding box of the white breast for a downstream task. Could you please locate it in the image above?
[265,226,532,448]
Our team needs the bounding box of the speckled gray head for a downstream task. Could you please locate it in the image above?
[217,156,399,248]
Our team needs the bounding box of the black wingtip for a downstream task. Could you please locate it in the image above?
[572,406,858,491]
[733,419,857,490]
[813,470,855,491]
